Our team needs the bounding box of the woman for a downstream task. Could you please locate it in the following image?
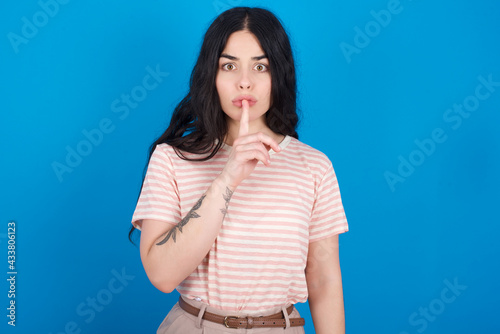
[129,7,349,333]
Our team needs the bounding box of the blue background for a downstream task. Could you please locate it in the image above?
[1,0,499,333]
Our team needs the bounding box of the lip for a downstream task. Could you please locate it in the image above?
[232,95,257,107]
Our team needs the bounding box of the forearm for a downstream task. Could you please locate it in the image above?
[306,235,345,334]
[308,281,345,334]
[143,173,234,292]
[308,280,345,334]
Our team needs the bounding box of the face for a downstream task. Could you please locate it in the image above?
[216,30,271,129]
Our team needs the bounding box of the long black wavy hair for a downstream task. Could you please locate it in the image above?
[129,7,299,242]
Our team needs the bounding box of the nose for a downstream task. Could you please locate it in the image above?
[238,69,251,90]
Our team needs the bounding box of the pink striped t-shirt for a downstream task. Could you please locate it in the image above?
[131,135,348,313]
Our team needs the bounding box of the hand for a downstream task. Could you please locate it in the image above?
[220,100,281,189]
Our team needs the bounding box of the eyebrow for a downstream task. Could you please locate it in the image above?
[220,53,267,61]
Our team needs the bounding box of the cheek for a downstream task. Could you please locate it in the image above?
[260,75,271,95]
[215,75,222,97]
[216,75,230,98]
[216,76,232,115]
[261,78,272,102]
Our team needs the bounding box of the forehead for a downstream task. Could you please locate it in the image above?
[221,30,265,58]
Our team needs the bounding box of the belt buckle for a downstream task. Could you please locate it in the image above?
[223,316,239,329]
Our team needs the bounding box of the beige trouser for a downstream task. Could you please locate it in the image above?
[157,296,306,334]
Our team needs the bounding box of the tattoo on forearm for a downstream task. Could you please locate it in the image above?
[156,195,206,245]
[220,187,234,216]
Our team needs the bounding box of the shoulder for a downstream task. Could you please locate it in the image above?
[147,143,182,171]
[151,143,227,165]
[153,143,175,157]
[286,137,333,170]
[152,143,193,161]
[150,143,174,161]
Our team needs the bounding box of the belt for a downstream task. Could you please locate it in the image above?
[178,296,305,329]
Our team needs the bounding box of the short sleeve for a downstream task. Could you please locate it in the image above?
[309,163,349,242]
[131,145,181,230]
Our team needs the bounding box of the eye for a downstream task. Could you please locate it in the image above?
[222,63,236,71]
[254,63,268,72]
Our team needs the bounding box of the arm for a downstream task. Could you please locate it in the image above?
[139,174,233,293]
[305,234,345,334]
[139,100,281,293]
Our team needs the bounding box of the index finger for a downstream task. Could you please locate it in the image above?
[238,99,249,138]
